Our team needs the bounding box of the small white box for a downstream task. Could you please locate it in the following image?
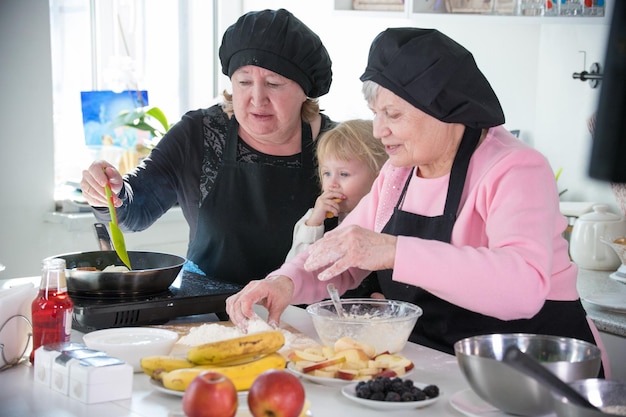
[69,356,133,404]
[50,348,107,396]
[33,342,87,387]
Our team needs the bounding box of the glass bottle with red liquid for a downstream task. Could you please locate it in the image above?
[29,258,74,363]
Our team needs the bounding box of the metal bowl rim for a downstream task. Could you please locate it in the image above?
[453,333,603,361]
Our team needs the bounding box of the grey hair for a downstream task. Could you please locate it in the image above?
[362,80,379,104]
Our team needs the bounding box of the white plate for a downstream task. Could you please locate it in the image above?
[449,388,510,417]
[150,378,248,400]
[583,293,626,312]
[287,361,414,387]
[341,380,440,410]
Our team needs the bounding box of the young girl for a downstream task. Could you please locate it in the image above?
[285,119,388,298]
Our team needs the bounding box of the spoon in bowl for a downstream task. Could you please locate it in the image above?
[502,345,601,411]
[326,283,345,318]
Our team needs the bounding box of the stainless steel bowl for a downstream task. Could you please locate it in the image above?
[454,333,602,416]
[554,379,626,417]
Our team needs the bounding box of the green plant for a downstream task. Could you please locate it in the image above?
[110,105,170,148]
[555,167,568,197]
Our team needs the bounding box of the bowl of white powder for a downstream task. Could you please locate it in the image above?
[306,298,422,355]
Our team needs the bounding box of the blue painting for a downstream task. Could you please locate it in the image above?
[80,90,149,149]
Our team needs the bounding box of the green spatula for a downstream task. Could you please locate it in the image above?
[105,181,132,270]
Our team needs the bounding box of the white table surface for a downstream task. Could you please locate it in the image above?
[0,305,481,417]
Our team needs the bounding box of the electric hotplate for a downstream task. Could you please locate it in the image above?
[70,271,243,333]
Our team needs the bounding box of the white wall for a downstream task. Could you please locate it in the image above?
[0,0,56,279]
[0,0,619,278]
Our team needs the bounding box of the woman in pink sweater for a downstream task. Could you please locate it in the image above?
[225,28,604,368]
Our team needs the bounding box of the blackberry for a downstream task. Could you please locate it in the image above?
[353,376,440,403]
[390,378,405,393]
[368,379,385,393]
[370,391,385,401]
[385,391,402,402]
[401,391,416,402]
[356,385,371,399]
[412,388,427,401]
[423,384,440,398]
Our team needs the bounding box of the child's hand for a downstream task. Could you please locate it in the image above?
[306,191,344,226]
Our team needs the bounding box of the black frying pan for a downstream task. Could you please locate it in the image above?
[48,251,186,296]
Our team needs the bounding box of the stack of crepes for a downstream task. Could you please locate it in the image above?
[353,0,405,11]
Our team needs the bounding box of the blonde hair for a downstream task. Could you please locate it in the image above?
[316,119,387,179]
[221,90,321,123]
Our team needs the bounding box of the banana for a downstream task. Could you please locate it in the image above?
[140,356,195,379]
[161,352,287,392]
[187,330,285,365]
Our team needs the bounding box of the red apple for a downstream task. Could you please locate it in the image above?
[248,370,305,417]
[182,371,238,417]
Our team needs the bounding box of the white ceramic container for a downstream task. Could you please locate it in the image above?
[569,205,626,270]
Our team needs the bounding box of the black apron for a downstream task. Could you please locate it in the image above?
[378,127,597,357]
[187,117,319,285]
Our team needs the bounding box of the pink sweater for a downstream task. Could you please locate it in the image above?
[274,126,579,321]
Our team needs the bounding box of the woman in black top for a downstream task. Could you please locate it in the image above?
[80,9,334,285]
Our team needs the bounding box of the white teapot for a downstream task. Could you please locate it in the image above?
[569,204,626,270]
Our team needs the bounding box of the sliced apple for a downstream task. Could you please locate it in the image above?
[343,361,368,371]
[373,369,398,378]
[389,366,406,376]
[357,367,381,376]
[303,347,325,356]
[321,345,335,359]
[373,353,412,370]
[302,356,346,373]
[312,369,336,378]
[334,337,376,357]
[333,348,370,363]
[337,369,359,381]
[291,360,315,373]
[291,349,327,363]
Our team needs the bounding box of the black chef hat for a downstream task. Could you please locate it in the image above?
[219,9,332,98]
[360,28,505,128]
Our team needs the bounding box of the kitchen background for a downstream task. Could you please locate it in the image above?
[0,0,619,279]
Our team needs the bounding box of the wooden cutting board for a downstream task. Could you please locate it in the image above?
[151,321,320,358]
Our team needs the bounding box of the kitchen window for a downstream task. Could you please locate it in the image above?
[50,0,220,203]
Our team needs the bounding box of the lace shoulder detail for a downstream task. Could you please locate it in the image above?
[199,105,230,202]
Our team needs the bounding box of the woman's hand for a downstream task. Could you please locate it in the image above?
[306,191,344,226]
[225,275,295,331]
[80,160,124,207]
[304,225,397,281]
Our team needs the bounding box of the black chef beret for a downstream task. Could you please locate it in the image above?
[219,9,332,98]
[360,28,505,128]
